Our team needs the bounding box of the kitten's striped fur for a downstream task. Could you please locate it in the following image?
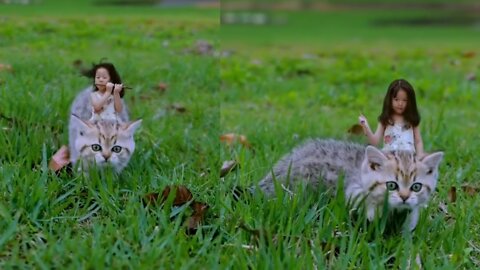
[68,87,141,173]
[258,139,444,230]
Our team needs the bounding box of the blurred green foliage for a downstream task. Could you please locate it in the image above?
[93,0,159,5]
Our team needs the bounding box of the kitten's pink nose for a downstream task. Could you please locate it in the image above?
[399,194,409,202]
[102,152,111,161]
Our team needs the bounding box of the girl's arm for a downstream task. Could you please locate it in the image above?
[91,91,111,113]
[365,123,384,146]
[359,115,384,146]
[413,126,425,158]
[113,84,123,113]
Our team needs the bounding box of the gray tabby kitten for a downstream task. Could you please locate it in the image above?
[68,87,141,173]
[258,139,444,231]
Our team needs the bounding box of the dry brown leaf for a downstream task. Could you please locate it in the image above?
[219,133,236,145]
[185,202,209,235]
[220,133,251,148]
[144,186,210,236]
[466,73,476,81]
[462,51,476,58]
[156,82,168,92]
[72,59,83,68]
[169,103,186,113]
[144,185,193,206]
[461,184,480,196]
[0,63,13,72]
[162,185,193,206]
[347,124,364,135]
[448,186,457,203]
[238,135,252,148]
[220,160,238,177]
[143,192,160,206]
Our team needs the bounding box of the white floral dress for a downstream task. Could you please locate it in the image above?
[90,92,117,121]
[383,122,415,152]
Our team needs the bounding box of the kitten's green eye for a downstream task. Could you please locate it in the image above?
[410,183,422,192]
[91,144,102,152]
[111,146,122,153]
[386,181,398,191]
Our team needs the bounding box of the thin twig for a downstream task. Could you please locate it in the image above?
[281,184,295,197]
[308,240,319,270]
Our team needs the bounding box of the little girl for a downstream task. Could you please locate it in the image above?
[82,62,125,121]
[358,79,425,157]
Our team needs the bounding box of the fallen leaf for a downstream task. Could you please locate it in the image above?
[462,51,476,58]
[144,186,210,236]
[347,124,364,135]
[220,160,238,177]
[220,133,251,148]
[143,192,160,206]
[144,185,193,206]
[0,63,13,72]
[185,202,209,235]
[162,185,193,206]
[219,133,236,145]
[169,103,186,113]
[448,186,457,203]
[156,82,168,92]
[465,73,476,81]
[238,135,252,148]
[461,184,480,196]
[72,59,83,68]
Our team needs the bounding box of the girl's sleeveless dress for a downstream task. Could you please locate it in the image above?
[382,122,415,152]
[90,92,117,121]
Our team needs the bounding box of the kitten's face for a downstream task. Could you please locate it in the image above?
[361,147,444,211]
[72,116,142,173]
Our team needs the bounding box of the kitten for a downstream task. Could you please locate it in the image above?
[257,139,444,231]
[68,87,141,173]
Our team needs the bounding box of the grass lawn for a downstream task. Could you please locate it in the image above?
[0,1,221,268]
[220,8,480,269]
[1,1,479,268]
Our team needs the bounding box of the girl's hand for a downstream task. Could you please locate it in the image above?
[106,82,114,93]
[113,84,123,94]
[358,114,368,127]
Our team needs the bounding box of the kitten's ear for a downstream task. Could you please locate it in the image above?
[365,145,388,171]
[71,114,93,132]
[123,119,142,135]
[421,151,444,171]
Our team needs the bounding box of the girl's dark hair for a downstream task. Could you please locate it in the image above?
[82,62,124,98]
[378,79,420,127]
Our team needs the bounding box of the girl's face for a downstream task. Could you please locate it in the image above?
[392,89,408,115]
[95,67,111,91]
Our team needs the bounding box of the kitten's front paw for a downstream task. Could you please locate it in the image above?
[367,207,376,221]
[407,209,419,231]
